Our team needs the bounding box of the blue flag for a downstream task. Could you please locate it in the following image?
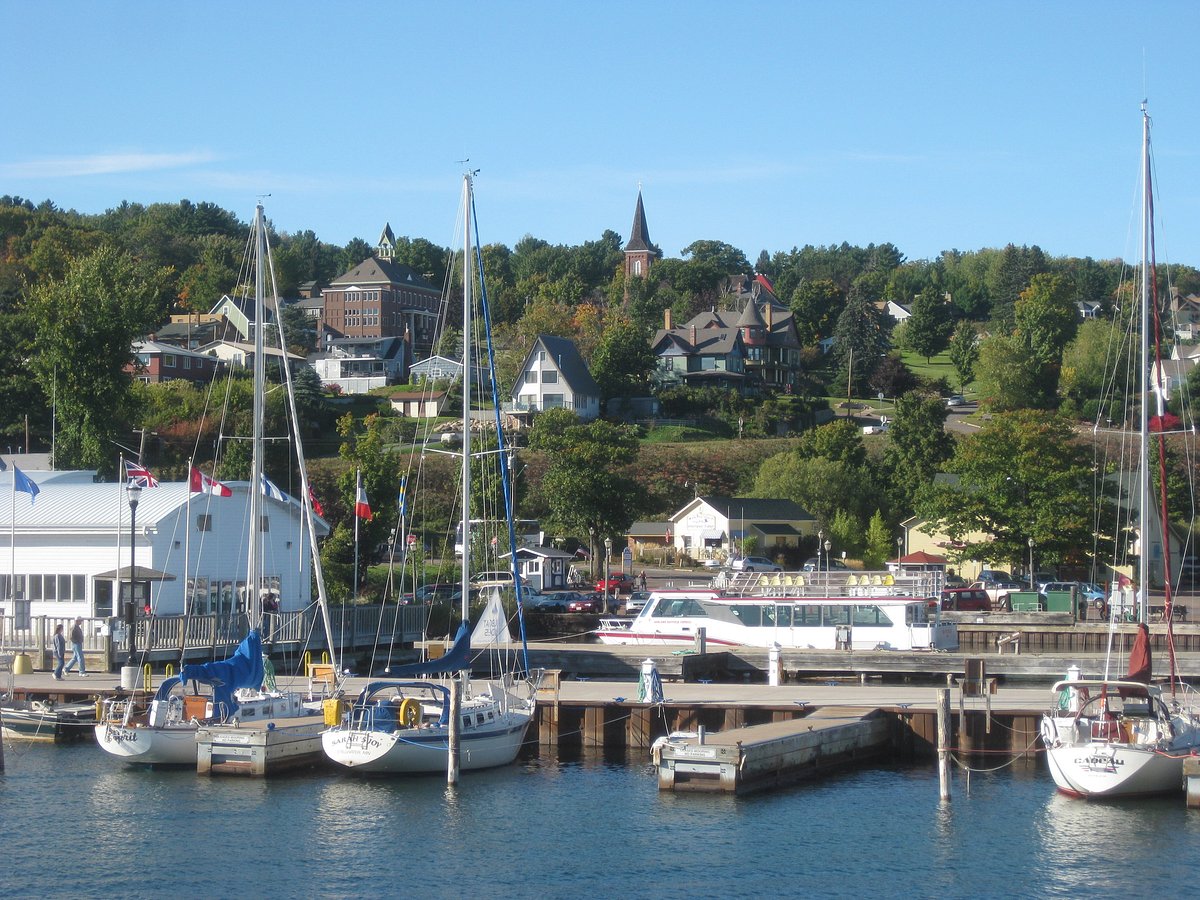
[13,465,39,504]
[397,476,407,520]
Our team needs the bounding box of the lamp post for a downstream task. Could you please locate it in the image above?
[816,529,823,581]
[603,537,613,614]
[824,539,832,593]
[126,481,142,666]
[1028,537,1035,590]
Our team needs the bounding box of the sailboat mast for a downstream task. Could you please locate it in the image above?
[248,203,266,631]
[460,174,473,627]
[1137,104,1152,625]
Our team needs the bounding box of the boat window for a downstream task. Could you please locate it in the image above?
[462,716,472,728]
[822,605,851,626]
[476,714,486,725]
[792,605,821,626]
[732,605,762,627]
[775,604,792,627]
[905,604,928,625]
[852,605,892,627]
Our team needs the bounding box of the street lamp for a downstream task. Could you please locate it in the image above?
[824,539,832,592]
[817,529,824,580]
[604,537,613,614]
[896,535,903,562]
[1028,537,1035,589]
[126,481,142,666]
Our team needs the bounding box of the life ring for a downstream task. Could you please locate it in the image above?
[397,697,421,728]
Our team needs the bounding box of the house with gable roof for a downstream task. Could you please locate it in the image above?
[508,334,600,423]
[668,495,815,562]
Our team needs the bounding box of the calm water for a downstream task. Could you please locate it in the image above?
[2,741,1198,899]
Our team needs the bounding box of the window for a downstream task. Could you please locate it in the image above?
[541,370,558,384]
[852,605,891,627]
[822,605,851,626]
[197,514,213,532]
[543,394,564,408]
[525,371,538,384]
[793,604,822,626]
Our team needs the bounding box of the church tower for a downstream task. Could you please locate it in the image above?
[623,190,654,281]
[377,223,396,260]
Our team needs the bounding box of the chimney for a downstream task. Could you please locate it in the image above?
[664,308,673,330]
[691,325,697,346]
[766,303,773,330]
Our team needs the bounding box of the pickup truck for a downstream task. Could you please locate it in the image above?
[967,579,1022,611]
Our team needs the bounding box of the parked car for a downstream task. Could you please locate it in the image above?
[524,592,569,612]
[946,395,966,407]
[943,572,968,588]
[567,592,604,613]
[404,582,460,604]
[731,556,783,573]
[934,588,992,612]
[801,558,850,573]
[1043,581,1109,616]
[595,573,636,594]
[470,570,526,591]
[626,591,651,615]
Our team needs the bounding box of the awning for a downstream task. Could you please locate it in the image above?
[700,530,724,540]
[94,565,177,582]
[754,523,802,536]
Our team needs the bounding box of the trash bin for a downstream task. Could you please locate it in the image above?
[12,652,32,675]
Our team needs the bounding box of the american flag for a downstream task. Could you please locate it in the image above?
[124,460,159,488]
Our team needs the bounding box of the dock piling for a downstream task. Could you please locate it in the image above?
[937,688,952,801]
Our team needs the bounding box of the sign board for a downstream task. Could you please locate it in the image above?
[407,534,417,546]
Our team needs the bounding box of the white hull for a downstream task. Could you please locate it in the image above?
[1042,738,1185,798]
[95,722,199,765]
[322,712,532,773]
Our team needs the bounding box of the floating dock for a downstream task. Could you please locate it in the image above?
[196,715,327,776]
[653,706,889,794]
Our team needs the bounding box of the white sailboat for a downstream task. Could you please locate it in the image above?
[95,202,335,765]
[321,173,540,775]
[1040,104,1200,798]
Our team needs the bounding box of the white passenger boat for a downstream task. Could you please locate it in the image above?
[596,570,956,651]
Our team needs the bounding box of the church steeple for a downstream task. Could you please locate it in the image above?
[377,223,396,259]
[623,189,653,280]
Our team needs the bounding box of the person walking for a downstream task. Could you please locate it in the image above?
[52,623,66,680]
[63,617,88,676]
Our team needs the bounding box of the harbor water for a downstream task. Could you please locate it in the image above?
[3,742,1198,899]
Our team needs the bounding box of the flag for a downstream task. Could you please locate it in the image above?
[13,465,39,504]
[397,475,407,520]
[307,484,325,517]
[0,456,7,471]
[189,466,232,497]
[124,460,159,488]
[355,471,373,521]
[260,474,289,503]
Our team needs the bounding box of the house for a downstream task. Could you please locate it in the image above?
[1149,358,1195,401]
[309,335,408,394]
[389,390,449,418]
[624,521,673,561]
[500,545,574,592]
[1170,291,1200,340]
[208,294,262,343]
[508,335,600,423]
[157,315,225,350]
[0,469,326,623]
[668,495,815,562]
[656,290,803,394]
[651,311,749,393]
[200,340,307,370]
[127,339,222,385]
[885,300,911,322]
[318,225,441,355]
[410,355,462,383]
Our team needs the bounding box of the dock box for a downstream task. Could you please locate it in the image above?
[1008,591,1043,612]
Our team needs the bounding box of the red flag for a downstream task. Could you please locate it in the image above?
[354,472,373,521]
[189,465,232,497]
[124,460,159,488]
[308,484,325,517]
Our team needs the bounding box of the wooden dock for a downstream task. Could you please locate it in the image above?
[196,715,327,776]
[653,706,890,794]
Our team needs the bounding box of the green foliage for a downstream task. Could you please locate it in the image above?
[797,418,866,467]
[831,283,888,395]
[528,407,582,451]
[902,285,953,362]
[591,320,656,402]
[787,278,843,346]
[828,508,863,558]
[28,245,172,470]
[918,409,1102,571]
[948,320,980,393]
[882,391,954,513]
[863,510,894,569]
[974,333,1046,411]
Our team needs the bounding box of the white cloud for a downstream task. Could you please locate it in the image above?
[0,151,218,179]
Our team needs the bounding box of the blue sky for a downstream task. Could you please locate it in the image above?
[4,1,1200,267]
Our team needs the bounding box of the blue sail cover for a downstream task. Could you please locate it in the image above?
[386,621,471,677]
[176,630,265,717]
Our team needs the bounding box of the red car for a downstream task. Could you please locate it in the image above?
[566,592,603,613]
[594,573,636,594]
[933,588,992,612]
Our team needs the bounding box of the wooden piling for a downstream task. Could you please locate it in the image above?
[937,688,951,801]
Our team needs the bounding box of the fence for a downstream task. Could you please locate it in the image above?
[0,604,430,672]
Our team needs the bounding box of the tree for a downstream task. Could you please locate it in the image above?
[680,240,750,276]
[752,452,869,530]
[591,320,656,403]
[863,510,894,569]
[903,285,952,362]
[973,333,1046,411]
[1014,272,1079,395]
[1060,318,1127,422]
[948,320,980,393]
[797,418,866,467]
[868,353,919,400]
[918,409,1101,571]
[787,278,842,347]
[831,283,888,397]
[28,245,171,470]
[882,391,953,512]
[539,419,642,568]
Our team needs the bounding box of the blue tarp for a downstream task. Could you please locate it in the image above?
[385,621,471,677]
[175,630,265,718]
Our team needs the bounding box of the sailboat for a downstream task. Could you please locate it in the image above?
[95,203,335,765]
[1039,103,1200,798]
[321,173,541,775]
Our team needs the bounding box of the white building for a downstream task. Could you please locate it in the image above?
[0,469,326,623]
[508,334,600,422]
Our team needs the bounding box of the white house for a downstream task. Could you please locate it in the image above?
[667,495,815,562]
[508,334,600,422]
[0,469,326,624]
[310,335,408,394]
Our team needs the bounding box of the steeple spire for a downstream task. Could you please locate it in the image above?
[624,189,654,281]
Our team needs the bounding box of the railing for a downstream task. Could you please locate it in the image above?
[0,605,431,669]
[722,569,942,600]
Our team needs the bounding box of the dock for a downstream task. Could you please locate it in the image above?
[654,706,889,794]
[196,716,328,776]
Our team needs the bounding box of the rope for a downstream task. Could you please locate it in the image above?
[951,733,1043,773]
